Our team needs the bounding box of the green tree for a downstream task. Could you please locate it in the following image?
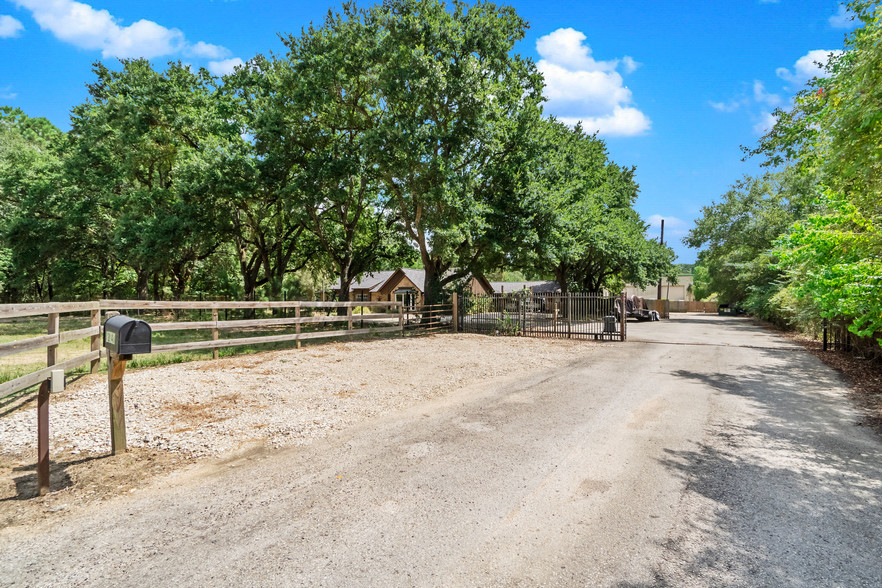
[367,0,545,304]
[684,171,815,321]
[67,60,234,299]
[518,118,673,294]
[745,1,882,339]
[0,107,76,300]
[253,9,416,309]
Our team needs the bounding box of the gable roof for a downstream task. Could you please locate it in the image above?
[332,270,399,292]
[332,269,428,293]
[332,268,487,295]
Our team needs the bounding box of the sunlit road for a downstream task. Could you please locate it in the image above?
[2,315,880,587]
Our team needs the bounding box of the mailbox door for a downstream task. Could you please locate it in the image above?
[120,321,152,354]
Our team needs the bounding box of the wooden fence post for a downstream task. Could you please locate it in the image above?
[398,301,404,332]
[212,307,219,360]
[295,305,301,349]
[90,309,100,374]
[107,352,129,454]
[347,306,353,336]
[452,293,458,333]
[37,379,50,495]
[46,312,59,368]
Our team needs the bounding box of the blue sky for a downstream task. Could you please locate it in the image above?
[0,0,859,262]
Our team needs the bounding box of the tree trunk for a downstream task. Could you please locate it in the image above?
[136,269,149,300]
[336,259,355,316]
[422,262,443,308]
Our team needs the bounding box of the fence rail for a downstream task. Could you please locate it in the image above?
[404,303,454,334]
[1,299,407,398]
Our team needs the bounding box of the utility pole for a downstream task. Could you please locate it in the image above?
[657,219,665,300]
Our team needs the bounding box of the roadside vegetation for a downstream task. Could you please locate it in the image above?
[0,0,674,311]
[686,0,882,360]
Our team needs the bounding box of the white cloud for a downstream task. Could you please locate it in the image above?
[710,80,780,115]
[559,107,651,138]
[830,4,859,29]
[536,28,618,72]
[646,215,687,241]
[0,85,18,99]
[621,56,640,74]
[708,98,747,113]
[752,80,781,108]
[537,28,650,137]
[753,111,777,135]
[208,57,243,76]
[776,49,841,88]
[0,14,24,38]
[12,0,240,67]
[187,41,230,60]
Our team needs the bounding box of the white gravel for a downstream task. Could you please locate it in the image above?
[1,334,597,458]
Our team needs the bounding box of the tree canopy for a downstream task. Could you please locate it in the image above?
[690,0,882,353]
[0,0,670,305]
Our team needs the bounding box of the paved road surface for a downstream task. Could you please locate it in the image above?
[2,315,881,586]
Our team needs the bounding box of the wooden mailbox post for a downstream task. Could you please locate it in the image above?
[103,314,152,455]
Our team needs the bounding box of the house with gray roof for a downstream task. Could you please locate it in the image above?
[331,268,492,309]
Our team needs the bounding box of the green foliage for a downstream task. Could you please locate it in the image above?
[688,1,882,348]
[0,0,675,309]
[516,118,674,293]
[685,170,816,323]
[774,190,882,339]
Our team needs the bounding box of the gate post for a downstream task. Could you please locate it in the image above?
[452,293,458,333]
[567,294,572,339]
[620,291,627,342]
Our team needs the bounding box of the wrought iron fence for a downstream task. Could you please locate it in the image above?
[459,292,624,341]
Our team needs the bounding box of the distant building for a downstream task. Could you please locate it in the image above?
[626,275,694,301]
[488,281,561,294]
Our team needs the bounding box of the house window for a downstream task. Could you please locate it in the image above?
[395,288,416,310]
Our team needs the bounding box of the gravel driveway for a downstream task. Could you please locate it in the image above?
[1,316,881,587]
[0,335,596,457]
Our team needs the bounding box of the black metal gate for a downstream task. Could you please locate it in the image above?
[459,292,625,341]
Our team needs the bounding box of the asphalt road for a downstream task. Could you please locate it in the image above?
[2,315,881,587]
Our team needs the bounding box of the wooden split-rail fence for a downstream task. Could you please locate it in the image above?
[0,299,439,399]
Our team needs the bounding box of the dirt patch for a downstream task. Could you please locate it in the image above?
[782,331,882,431]
[0,447,195,532]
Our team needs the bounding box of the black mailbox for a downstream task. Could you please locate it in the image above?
[103,315,152,355]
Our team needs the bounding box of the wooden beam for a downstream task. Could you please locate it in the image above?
[0,334,58,358]
[295,306,301,349]
[0,351,100,397]
[46,313,59,368]
[90,309,100,374]
[37,379,50,495]
[452,293,458,333]
[107,352,128,454]
[59,325,100,344]
[0,301,99,319]
[99,299,399,310]
[212,308,219,360]
[148,321,217,331]
[151,326,403,354]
